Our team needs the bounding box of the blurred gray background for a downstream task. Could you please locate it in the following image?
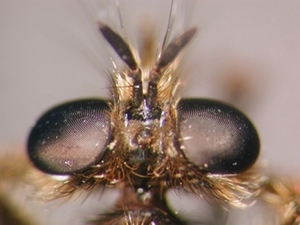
[1,1,300,224]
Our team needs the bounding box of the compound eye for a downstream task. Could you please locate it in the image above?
[177,99,259,174]
[27,99,111,174]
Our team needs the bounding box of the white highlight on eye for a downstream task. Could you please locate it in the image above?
[64,160,73,167]
[50,175,70,181]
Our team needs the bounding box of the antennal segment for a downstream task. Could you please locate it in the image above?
[98,21,137,70]
[146,27,197,107]
[98,21,143,108]
[157,27,197,69]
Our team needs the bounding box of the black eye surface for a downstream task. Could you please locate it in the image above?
[27,99,111,175]
[177,98,259,174]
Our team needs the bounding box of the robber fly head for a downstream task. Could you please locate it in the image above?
[27,1,261,214]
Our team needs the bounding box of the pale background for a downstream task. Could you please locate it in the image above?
[1,1,300,224]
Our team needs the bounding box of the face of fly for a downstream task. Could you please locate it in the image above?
[26,1,261,224]
[97,21,197,180]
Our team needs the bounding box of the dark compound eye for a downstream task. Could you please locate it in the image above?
[27,99,111,175]
[177,99,259,174]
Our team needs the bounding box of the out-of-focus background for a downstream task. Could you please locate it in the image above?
[1,1,300,224]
